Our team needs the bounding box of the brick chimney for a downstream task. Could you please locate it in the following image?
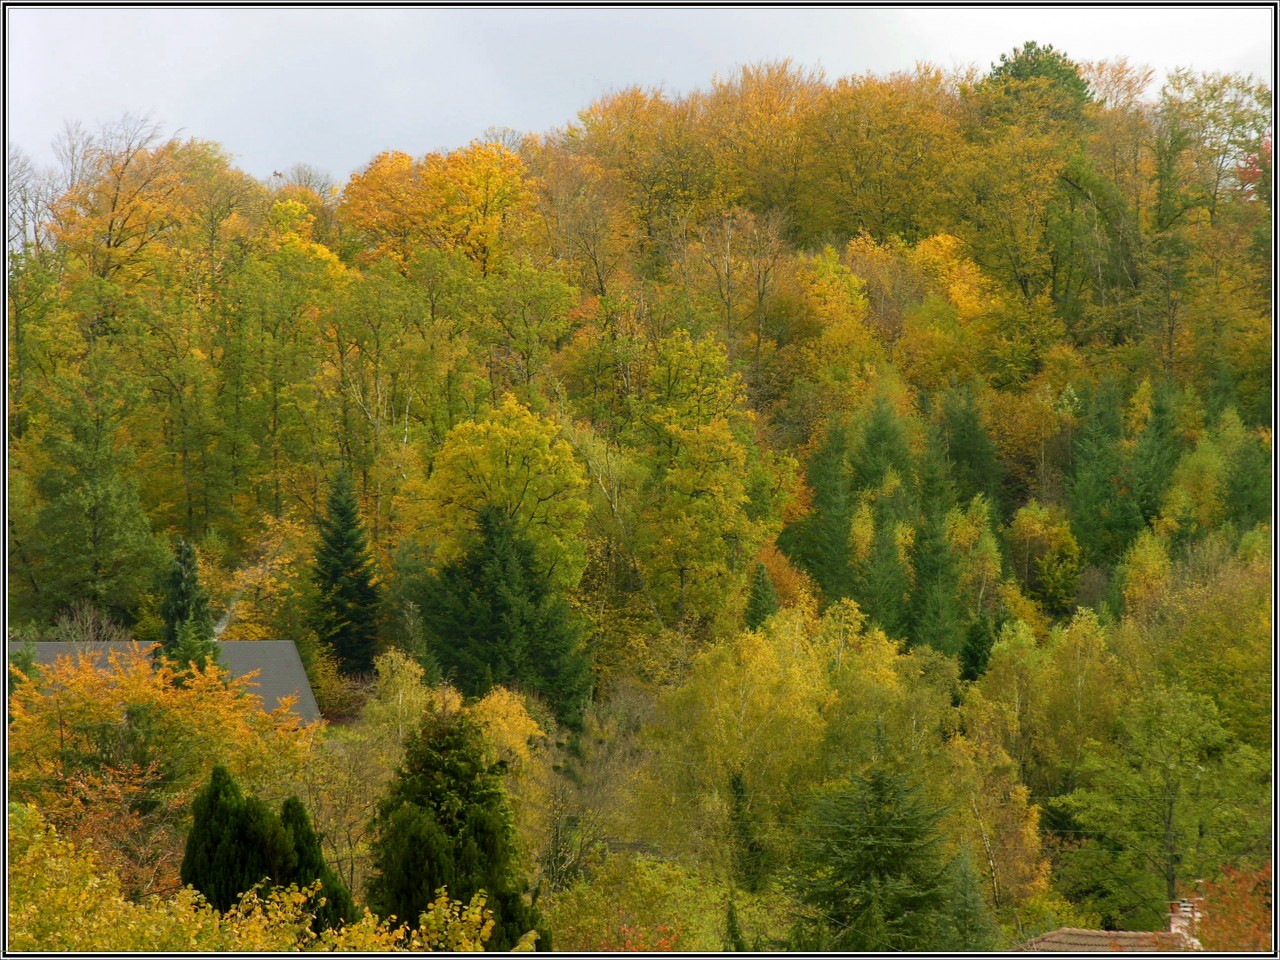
[1169,897,1203,946]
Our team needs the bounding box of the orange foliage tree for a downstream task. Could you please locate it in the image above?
[7,645,318,900]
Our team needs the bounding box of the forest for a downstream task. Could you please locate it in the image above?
[6,42,1273,952]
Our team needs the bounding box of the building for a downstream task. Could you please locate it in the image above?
[1014,900,1203,952]
[7,640,321,722]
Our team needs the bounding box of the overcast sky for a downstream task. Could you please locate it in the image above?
[7,6,1274,184]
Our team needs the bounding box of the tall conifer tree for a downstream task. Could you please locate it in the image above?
[792,764,955,951]
[280,796,356,931]
[367,710,548,950]
[743,562,780,630]
[313,470,381,675]
[182,767,352,926]
[181,765,297,913]
[159,538,219,671]
[419,507,590,728]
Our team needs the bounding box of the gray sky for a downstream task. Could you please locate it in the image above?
[7,6,1274,184]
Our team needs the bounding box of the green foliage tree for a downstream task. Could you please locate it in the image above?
[366,709,547,950]
[1054,684,1269,929]
[986,40,1093,127]
[417,507,591,728]
[23,382,167,624]
[313,470,381,675]
[1006,500,1082,617]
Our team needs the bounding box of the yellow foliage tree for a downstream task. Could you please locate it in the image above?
[7,803,505,952]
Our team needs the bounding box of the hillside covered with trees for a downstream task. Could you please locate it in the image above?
[7,43,1273,951]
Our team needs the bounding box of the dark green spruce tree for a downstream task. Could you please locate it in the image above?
[313,470,381,675]
[777,421,855,602]
[418,507,590,728]
[1068,391,1144,567]
[159,538,219,672]
[24,382,167,624]
[182,766,352,927]
[743,563,780,630]
[1128,381,1182,524]
[790,763,956,952]
[280,796,356,931]
[959,614,997,682]
[938,385,1007,520]
[181,765,296,912]
[367,709,549,950]
[908,431,966,655]
[846,397,917,639]
[728,768,769,891]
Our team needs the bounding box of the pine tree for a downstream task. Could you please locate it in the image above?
[1069,392,1144,566]
[395,599,442,686]
[313,470,381,675]
[938,385,1007,520]
[29,390,167,623]
[419,507,591,728]
[936,854,1001,951]
[777,421,855,601]
[852,395,915,491]
[161,539,214,648]
[959,614,996,682]
[159,538,219,672]
[845,398,919,639]
[367,709,548,950]
[908,432,965,655]
[792,764,955,951]
[743,562,780,630]
[724,898,748,951]
[1128,382,1182,523]
[168,616,221,675]
[728,769,768,891]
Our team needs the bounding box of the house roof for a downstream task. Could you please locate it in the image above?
[1012,927,1198,952]
[7,640,320,723]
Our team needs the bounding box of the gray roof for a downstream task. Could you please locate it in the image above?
[7,640,320,723]
[1012,928,1198,952]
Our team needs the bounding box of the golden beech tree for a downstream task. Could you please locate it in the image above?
[637,607,834,869]
[527,142,635,299]
[567,86,718,253]
[340,142,533,276]
[944,734,1051,923]
[409,394,590,591]
[338,150,425,267]
[699,60,824,218]
[802,68,960,244]
[423,140,534,276]
[52,120,188,293]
